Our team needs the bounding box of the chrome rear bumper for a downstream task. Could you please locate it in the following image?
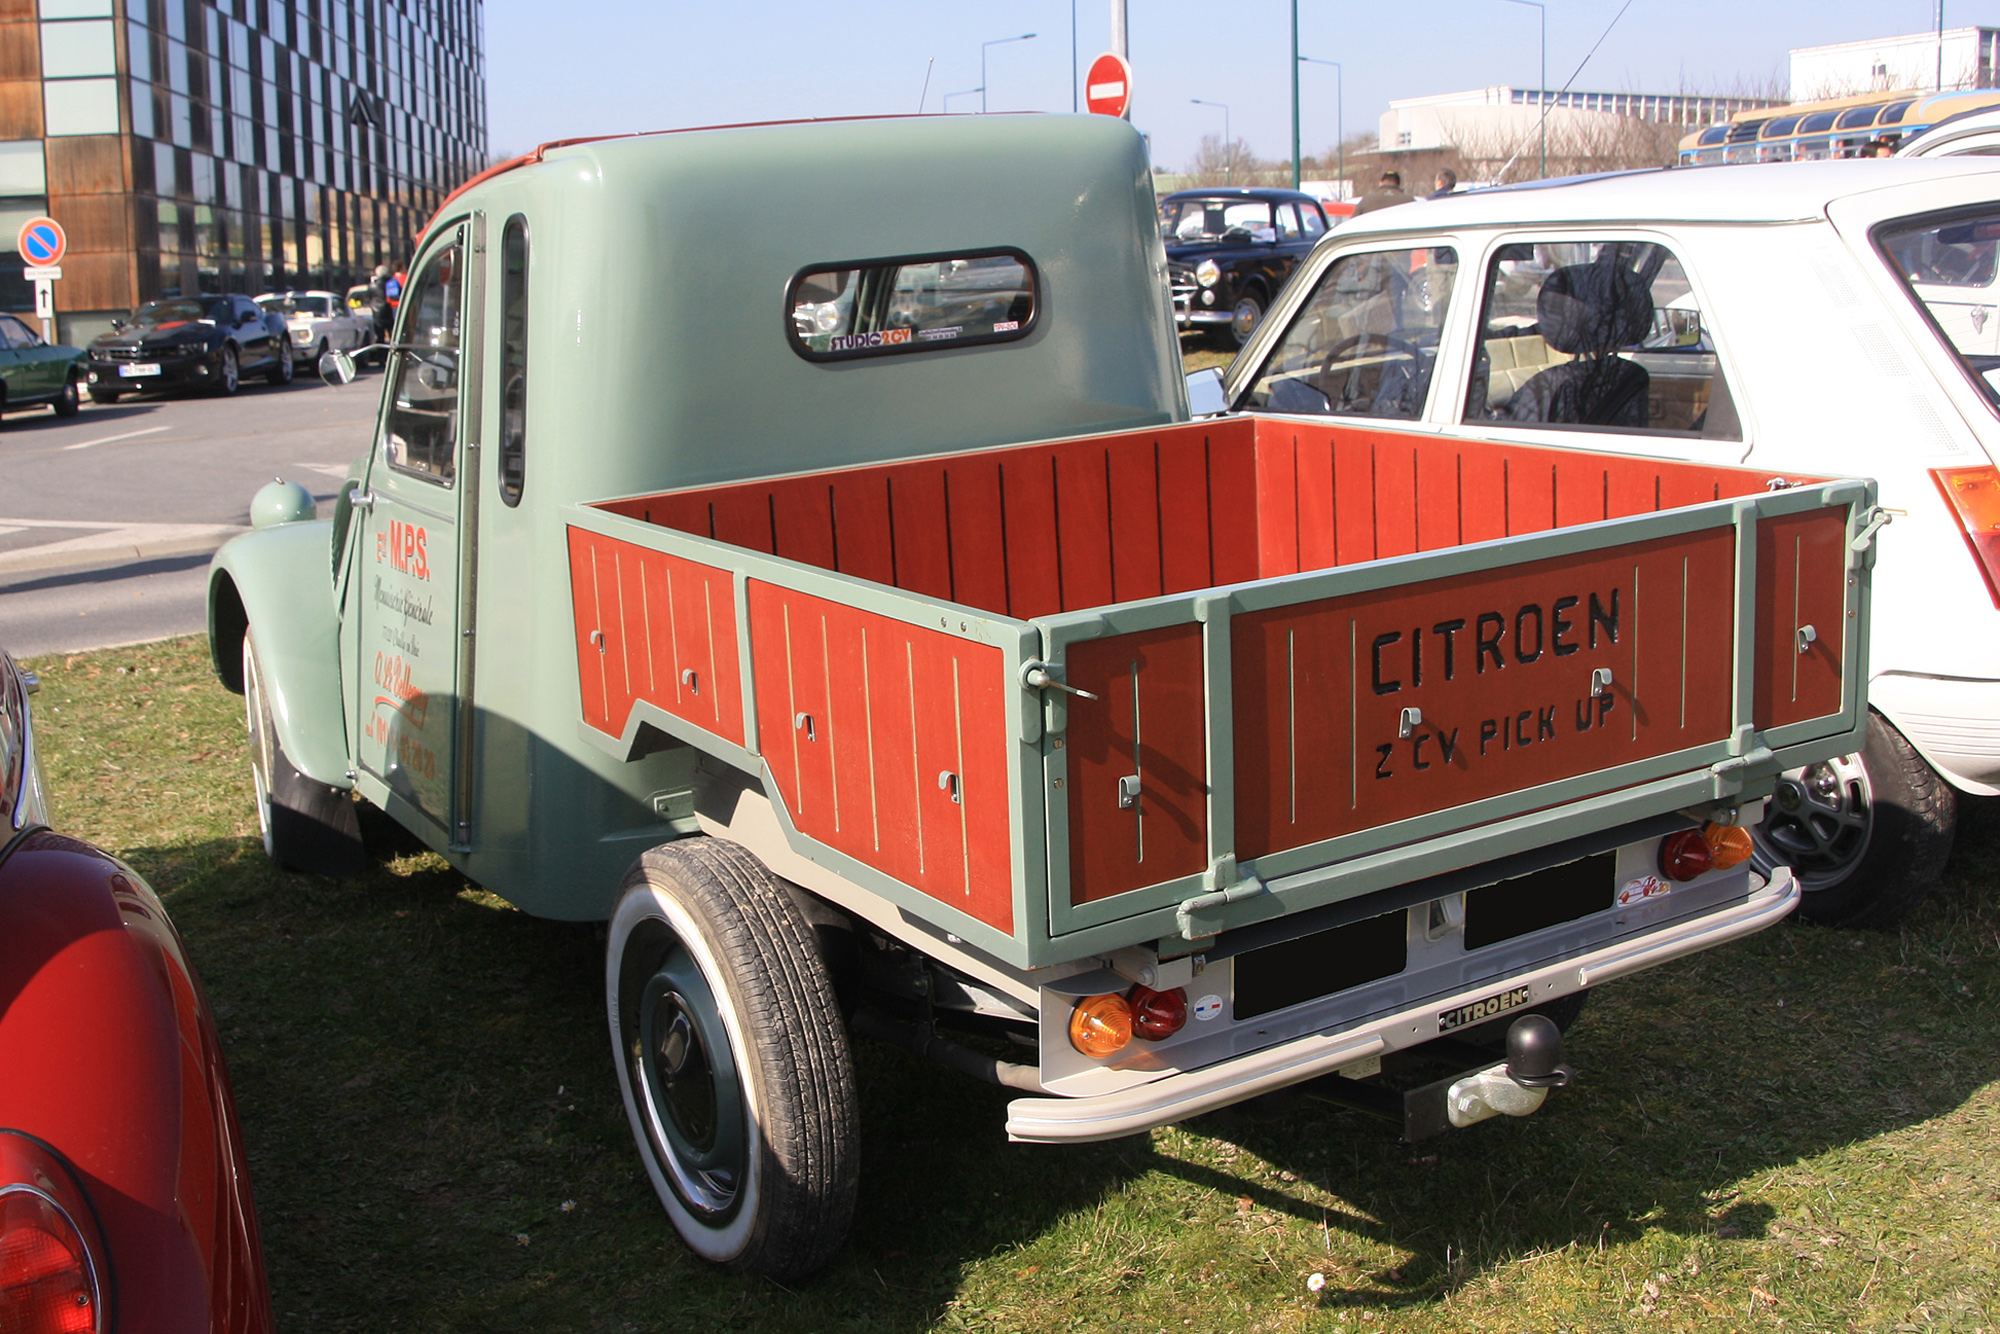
[1004,868,1797,1143]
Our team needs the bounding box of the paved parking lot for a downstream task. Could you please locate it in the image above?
[0,371,380,657]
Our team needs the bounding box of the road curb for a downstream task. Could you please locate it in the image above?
[0,526,246,580]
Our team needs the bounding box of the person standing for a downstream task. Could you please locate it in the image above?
[1429,168,1459,199]
[1355,170,1413,215]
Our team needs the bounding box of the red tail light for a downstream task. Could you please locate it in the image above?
[1128,985,1189,1041]
[1932,466,2000,608]
[0,1190,99,1334]
[1658,829,1715,882]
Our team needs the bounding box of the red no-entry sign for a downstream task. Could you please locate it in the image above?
[17,216,65,268]
[1085,53,1132,119]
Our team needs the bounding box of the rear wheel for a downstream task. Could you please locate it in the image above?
[51,376,79,417]
[242,631,365,876]
[267,340,294,386]
[607,839,858,1282]
[1753,710,1954,928]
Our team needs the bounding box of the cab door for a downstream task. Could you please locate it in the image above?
[346,222,478,838]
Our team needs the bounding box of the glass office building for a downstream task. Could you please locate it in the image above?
[0,0,486,343]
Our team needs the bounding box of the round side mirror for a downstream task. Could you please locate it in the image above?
[320,349,357,386]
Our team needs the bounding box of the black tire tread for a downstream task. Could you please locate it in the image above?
[246,633,366,877]
[626,838,858,1281]
[1803,711,1955,929]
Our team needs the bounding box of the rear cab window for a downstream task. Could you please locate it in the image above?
[1239,245,1459,419]
[1463,239,1740,440]
[786,249,1036,361]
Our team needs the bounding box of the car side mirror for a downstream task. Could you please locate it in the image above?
[320,349,358,386]
[1186,366,1228,416]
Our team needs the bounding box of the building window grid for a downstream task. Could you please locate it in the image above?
[118,0,482,298]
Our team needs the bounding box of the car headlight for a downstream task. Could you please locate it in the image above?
[292,328,314,345]
[1196,259,1222,288]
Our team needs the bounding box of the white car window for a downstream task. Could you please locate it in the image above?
[1880,209,2000,399]
[1240,245,1458,419]
[1463,240,1739,440]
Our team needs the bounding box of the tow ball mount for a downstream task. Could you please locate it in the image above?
[1304,1014,1574,1142]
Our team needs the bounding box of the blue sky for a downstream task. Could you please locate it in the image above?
[485,2,1986,171]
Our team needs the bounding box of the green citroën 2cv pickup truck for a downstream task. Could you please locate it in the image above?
[208,114,1880,1280]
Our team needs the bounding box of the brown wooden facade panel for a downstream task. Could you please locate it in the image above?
[0,79,41,139]
[43,192,131,253]
[50,251,136,313]
[46,135,128,196]
[0,20,38,79]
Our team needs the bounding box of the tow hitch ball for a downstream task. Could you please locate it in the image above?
[1445,1014,1573,1129]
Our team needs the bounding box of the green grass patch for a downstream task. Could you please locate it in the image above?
[27,635,2000,1332]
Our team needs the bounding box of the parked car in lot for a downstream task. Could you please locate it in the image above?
[1204,157,2000,926]
[1160,186,1330,348]
[255,288,375,363]
[0,312,84,424]
[0,645,274,1332]
[85,294,294,401]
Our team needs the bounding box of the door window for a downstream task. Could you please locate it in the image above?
[381,233,464,484]
[1239,245,1458,419]
[1464,240,1739,439]
[498,214,529,506]
[1276,203,1303,240]
[0,315,35,348]
[1300,205,1327,237]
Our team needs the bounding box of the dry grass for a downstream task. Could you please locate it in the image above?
[26,635,2000,1333]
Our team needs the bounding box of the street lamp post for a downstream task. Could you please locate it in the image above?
[1299,57,1342,200]
[1191,98,1231,183]
[981,32,1036,114]
[1503,0,1547,178]
[1290,0,1300,189]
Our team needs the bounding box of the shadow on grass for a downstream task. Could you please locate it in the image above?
[1148,793,2000,1310]
[142,832,1149,1332]
[130,797,1999,1329]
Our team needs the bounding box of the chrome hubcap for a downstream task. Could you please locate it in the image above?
[1754,753,1872,891]
[621,922,747,1220]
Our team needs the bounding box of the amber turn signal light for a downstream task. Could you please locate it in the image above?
[1932,466,2000,608]
[1069,993,1134,1057]
[1657,828,1715,882]
[1702,822,1755,870]
[1128,985,1189,1041]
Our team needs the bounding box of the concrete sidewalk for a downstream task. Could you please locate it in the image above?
[0,518,247,578]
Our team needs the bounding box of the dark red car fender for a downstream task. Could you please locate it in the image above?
[0,829,273,1334]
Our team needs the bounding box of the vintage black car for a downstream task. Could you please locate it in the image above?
[85,293,294,401]
[1161,187,1330,348]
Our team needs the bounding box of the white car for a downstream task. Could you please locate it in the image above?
[1898,106,2000,158]
[254,289,374,362]
[1203,158,2000,926]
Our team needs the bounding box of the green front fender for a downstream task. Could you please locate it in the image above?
[208,520,352,790]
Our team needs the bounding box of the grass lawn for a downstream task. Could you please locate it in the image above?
[26,634,2000,1334]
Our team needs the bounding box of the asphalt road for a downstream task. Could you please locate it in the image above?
[0,369,382,658]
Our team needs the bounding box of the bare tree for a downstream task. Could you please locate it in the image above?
[1181,134,1289,187]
